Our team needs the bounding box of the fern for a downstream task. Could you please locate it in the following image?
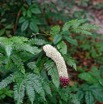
[44,60,60,88]
[0,74,14,89]
[41,79,52,96]
[62,19,98,35]
[11,55,25,74]
[0,20,100,104]
[0,72,49,104]
[27,62,40,74]
[10,36,28,43]
[26,82,35,104]
[26,74,45,100]
[14,43,41,55]
[14,82,25,104]
[29,38,47,46]
[0,36,41,56]
[50,25,60,37]
[0,36,41,73]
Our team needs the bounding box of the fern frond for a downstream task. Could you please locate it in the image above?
[50,25,60,37]
[27,62,36,70]
[14,43,41,54]
[72,23,98,35]
[44,60,60,88]
[41,79,52,96]
[11,55,25,74]
[0,37,9,45]
[14,82,25,104]
[29,38,47,46]
[10,36,28,44]
[0,74,14,89]
[5,44,13,57]
[62,19,98,35]
[26,73,45,100]
[26,81,35,104]
[27,62,40,74]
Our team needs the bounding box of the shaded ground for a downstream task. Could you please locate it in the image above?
[46,0,103,34]
[71,0,103,34]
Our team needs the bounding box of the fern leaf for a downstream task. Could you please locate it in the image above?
[0,74,14,89]
[64,55,77,71]
[62,19,98,35]
[14,82,25,104]
[42,80,52,96]
[10,36,28,44]
[26,81,35,104]
[11,55,25,74]
[5,44,12,57]
[50,25,60,37]
[29,38,47,46]
[14,43,41,55]
[27,62,39,74]
[27,74,45,100]
[44,60,60,88]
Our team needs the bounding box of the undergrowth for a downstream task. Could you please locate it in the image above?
[0,0,103,104]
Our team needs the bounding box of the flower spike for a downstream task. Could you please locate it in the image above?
[43,44,70,87]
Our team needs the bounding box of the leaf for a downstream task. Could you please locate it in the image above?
[62,21,70,32]
[0,29,5,36]
[91,84,103,102]
[50,25,60,37]
[48,61,60,88]
[1,18,6,23]
[5,24,12,29]
[53,34,62,45]
[19,17,26,23]
[90,66,100,78]
[26,83,35,104]
[22,8,26,16]
[11,55,25,74]
[48,67,60,88]
[99,78,103,86]
[21,20,29,32]
[45,60,60,88]
[27,62,40,74]
[42,80,52,96]
[85,91,95,104]
[14,82,25,104]
[59,87,70,102]
[27,74,45,100]
[26,0,32,5]
[29,38,46,46]
[78,72,97,83]
[71,94,80,104]
[31,17,39,25]
[64,35,78,46]
[16,43,41,54]
[0,74,14,90]
[31,7,41,14]
[64,55,77,70]
[30,22,39,33]
[27,10,32,18]
[57,41,67,55]
[5,45,12,57]
[77,91,84,101]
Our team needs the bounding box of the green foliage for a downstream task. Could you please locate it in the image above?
[0,0,103,104]
[0,87,13,100]
[0,19,101,103]
[77,83,103,104]
[62,19,98,35]
[44,60,60,88]
[79,66,103,84]
[77,66,103,103]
